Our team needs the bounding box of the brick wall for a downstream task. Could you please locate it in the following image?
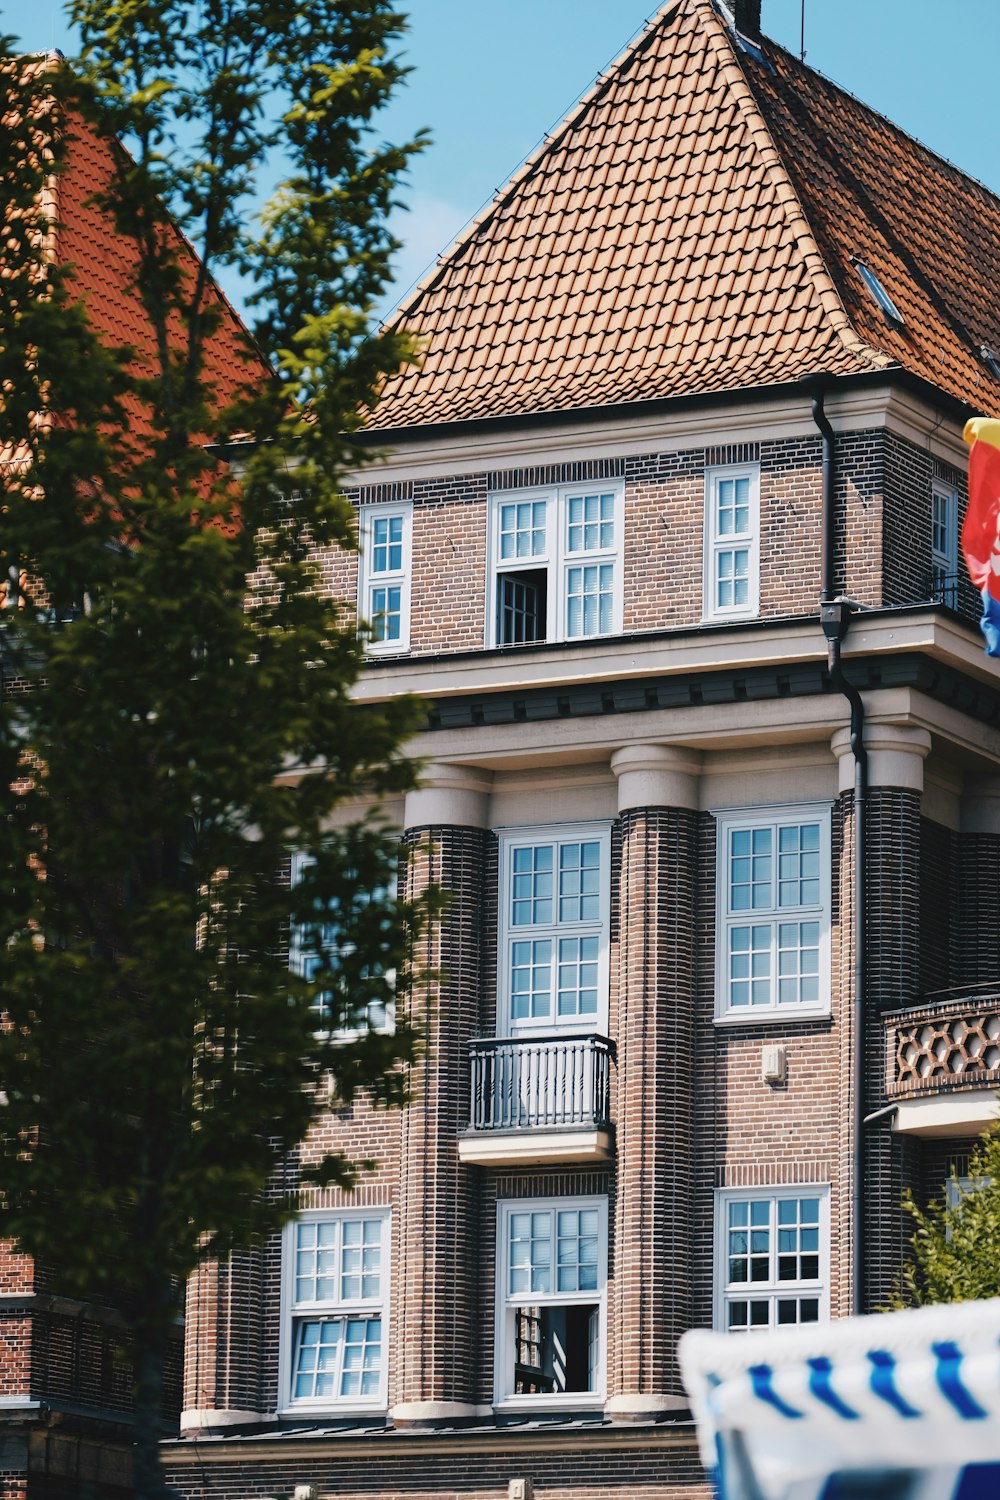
[317,424,962,659]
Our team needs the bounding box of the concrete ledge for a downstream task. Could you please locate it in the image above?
[605,1394,689,1421]
[180,1408,269,1433]
[457,1128,614,1166]
[892,1089,1000,1138]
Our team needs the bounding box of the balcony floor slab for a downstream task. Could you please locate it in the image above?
[457,1127,614,1166]
[891,1089,1000,1138]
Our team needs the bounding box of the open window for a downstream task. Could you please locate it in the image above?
[489,486,622,648]
[495,1197,606,1407]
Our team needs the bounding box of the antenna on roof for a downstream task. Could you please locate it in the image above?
[800,0,807,61]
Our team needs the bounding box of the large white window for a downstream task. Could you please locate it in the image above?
[704,464,760,622]
[715,1188,829,1332]
[498,824,611,1034]
[289,852,394,1038]
[279,1210,390,1412]
[495,1196,607,1407]
[931,480,959,594]
[488,484,623,648]
[359,503,411,653]
[715,804,831,1021]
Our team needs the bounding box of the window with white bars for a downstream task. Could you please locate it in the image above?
[280,1211,390,1411]
[289,852,395,1038]
[489,485,623,647]
[716,1189,829,1332]
[931,480,958,587]
[359,503,411,652]
[704,464,760,622]
[715,805,831,1020]
[496,1197,607,1406]
[498,825,611,1032]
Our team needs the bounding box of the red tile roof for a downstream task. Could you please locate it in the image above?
[371,0,1000,432]
[54,103,266,420]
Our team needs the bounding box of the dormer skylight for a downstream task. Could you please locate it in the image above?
[980,344,1000,383]
[850,257,904,325]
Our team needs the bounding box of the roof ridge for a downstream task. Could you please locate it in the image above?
[696,0,890,375]
[383,3,677,329]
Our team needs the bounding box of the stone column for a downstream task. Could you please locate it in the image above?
[390,763,493,1425]
[832,722,930,1313]
[606,744,700,1420]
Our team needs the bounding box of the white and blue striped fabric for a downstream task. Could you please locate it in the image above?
[679,1300,1000,1500]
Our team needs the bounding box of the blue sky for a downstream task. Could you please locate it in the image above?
[3,0,998,318]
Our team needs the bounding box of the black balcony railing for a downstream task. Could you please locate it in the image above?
[925,571,980,625]
[468,1033,614,1132]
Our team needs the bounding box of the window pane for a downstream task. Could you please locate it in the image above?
[730,827,771,911]
[370,585,401,642]
[500,501,546,560]
[509,1211,552,1295]
[567,492,615,553]
[510,940,552,1020]
[558,841,601,921]
[557,936,599,1017]
[371,515,403,574]
[566,564,613,638]
[511,845,553,925]
[716,547,749,609]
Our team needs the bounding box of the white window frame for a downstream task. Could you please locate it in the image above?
[931,479,959,584]
[486,483,624,648]
[494,1195,607,1410]
[359,502,412,654]
[289,851,395,1040]
[714,803,832,1022]
[278,1208,391,1415]
[497,823,612,1036]
[714,1186,830,1333]
[703,463,760,623]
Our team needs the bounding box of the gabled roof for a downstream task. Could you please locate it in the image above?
[371,0,1000,432]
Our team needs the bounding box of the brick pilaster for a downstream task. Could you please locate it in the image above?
[862,785,923,1312]
[391,821,489,1422]
[180,1248,263,1430]
[611,806,697,1412]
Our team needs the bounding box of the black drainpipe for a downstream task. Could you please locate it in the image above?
[812,386,868,1318]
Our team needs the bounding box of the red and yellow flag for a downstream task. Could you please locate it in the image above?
[963,417,1000,655]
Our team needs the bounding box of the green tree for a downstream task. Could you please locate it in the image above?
[892,1125,1000,1307]
[0,6,428,1496]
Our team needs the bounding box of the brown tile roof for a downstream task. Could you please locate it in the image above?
[371,0,1000,432]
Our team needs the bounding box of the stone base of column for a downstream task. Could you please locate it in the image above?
[179,1407,271,1433]
[391,1400,493,1428]
[605,1393,690,1422]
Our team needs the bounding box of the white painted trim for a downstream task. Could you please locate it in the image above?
[703,462,761,624]
[713,802,833,1022]
[496,822,612,1037]
[713,1185,831,1333]
[277,1207,391,1418]
[339,383,969,487]
[931,477,960,580]
[485,480,625,650]
[458,1128,613,1166]
[358,501,412,655]
[892,1090,1000,1138]
[494,1193,608,1410]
